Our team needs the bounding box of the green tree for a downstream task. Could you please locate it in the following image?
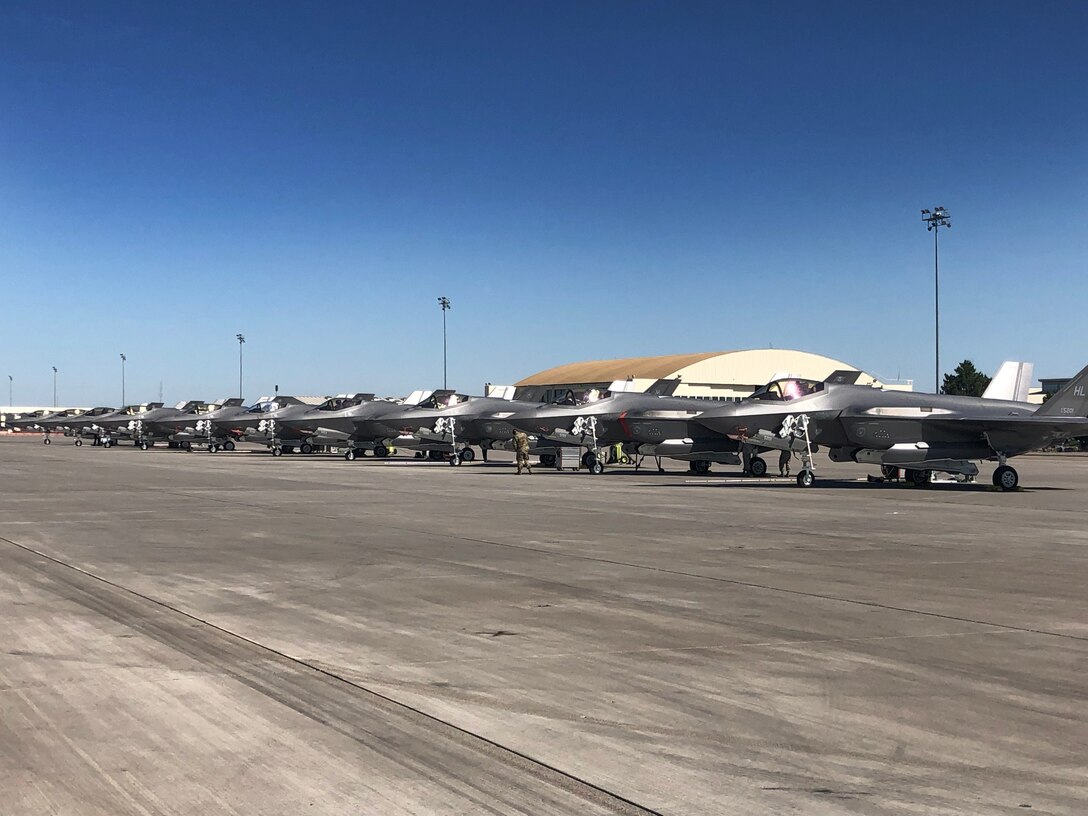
[941,360,992,397]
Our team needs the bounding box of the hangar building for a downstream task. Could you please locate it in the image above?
[512,348,904,403]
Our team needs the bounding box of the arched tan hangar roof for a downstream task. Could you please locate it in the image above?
[515,348,887,401]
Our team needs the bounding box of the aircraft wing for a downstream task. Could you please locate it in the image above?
[927,415,1088,452]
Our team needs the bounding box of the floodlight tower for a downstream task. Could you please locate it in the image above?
[437,296,451,389]
[236,334,245,399]
[922,206,951,393]
[120,353,126,405]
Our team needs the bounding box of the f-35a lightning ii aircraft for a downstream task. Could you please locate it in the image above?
[273,392,435,461]
[37,407,117,445]
[141,398,248,452]
[377,390,555,465]
[694,365,1088,489]
[505,382,741,474]
[212,395,336,455]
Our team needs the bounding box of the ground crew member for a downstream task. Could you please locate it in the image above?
[513,429,532,475]
[779,448,791,477]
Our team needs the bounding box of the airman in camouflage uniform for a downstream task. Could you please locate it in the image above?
[513,429,532,475]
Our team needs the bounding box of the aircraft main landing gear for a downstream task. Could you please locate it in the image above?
[748,456,767,477]
[689,460,711,475]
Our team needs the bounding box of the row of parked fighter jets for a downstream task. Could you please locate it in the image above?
[10,361,1088,490]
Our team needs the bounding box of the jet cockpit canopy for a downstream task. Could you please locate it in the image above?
[749,378,823,402]
[419,390,467,409]
[554,387,611,406]
[316,393,375,411]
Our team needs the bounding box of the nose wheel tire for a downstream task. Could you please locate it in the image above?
[43,438,51,445]
[271,447,283,457]
[585,453,604,475]
[796,469,815,487]
[993,465,1019,491]
[74,439,83,447]
[748,456,767,477]
[140,442,149,451]
[448,453,461,466]
[344,449,357,461]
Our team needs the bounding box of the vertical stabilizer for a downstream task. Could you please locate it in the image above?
[1035,363,1088,417]
[983,361,1034,402]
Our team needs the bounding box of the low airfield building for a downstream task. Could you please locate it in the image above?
[511,348,907,403]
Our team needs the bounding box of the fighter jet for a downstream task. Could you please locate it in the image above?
[375,390,555,465]
[505,382,741,474]
[82,403,166,447]
[40,407,117,445]
[210,395,327,455]
[9,407,88,443]
[693,366,1088,490]
[141,398,248,452]
[271,393,428,460]
[92,402,214,450]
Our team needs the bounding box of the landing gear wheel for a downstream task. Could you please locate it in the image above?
[181,440,191,450]
[223,441,235,452]
[881,464,898,480]
[75,439,83,447]
[427,450,442,461]
[588,458,605,475]
[344,449,357,461]
[374,445,389,458]
[102,440,112,448]
[271,446,283,457]
[448,453,461,466]
[748,456,767,477]
[207,444,217,453]
[43,438,51,445]
[993,465,1019,491]
[539,453,556,468]
[459,447,475,463]
[796,469,815,487]
[140,441,149,451]
[300,443,314,455]
[690,460,712,475]
[415,451,425,458]
[908,469,930,487]
[581,451,594,469]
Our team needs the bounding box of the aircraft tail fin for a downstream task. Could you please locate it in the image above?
[983,361,1034,402]
[1035,363,1088,417]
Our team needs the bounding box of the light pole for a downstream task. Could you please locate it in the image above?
[437,296,451,389]
[120,353,126,405]
[52,366,57,408]
[921,206,951,393]
[7,375,11,409]
[236,334,245,399]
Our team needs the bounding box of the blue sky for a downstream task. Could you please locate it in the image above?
[2,1,1085,405]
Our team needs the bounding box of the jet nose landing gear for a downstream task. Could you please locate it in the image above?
[993,465,1019,491]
